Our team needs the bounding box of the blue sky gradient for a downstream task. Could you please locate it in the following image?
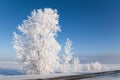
[0,0,120,61]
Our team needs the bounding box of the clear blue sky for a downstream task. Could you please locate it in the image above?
[0,0,120,61]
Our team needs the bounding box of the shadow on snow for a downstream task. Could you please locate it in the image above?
[0,68,25,75]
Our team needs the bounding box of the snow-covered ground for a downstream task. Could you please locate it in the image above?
[0,61,120,80]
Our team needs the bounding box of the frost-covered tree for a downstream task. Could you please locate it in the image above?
[60,38,73,72]
[64,38,73,64]
[71,57,81,72]
[13,8,61,74]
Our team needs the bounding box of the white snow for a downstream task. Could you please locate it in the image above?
[0,70,120,80]
[0,72,81,80]
[0,61,120,80]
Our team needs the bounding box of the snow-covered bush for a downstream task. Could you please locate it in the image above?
[84,61,107,71]
[83,63,91,71]
[13,8,61,74]
[90,61,103,71]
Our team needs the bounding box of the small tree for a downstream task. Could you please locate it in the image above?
[60,38,73,72]
[71,57,81,72]
[13,8,61,74]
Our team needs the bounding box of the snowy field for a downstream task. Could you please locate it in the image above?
[0,61,24,75]
[0,61,120,80]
